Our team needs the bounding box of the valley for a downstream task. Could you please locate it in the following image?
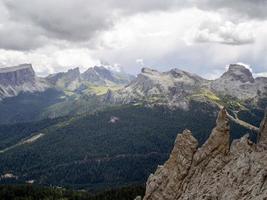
[0,63,265,194]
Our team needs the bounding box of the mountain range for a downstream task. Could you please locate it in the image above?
[0,63,266,125]
[0,63,265,191]
[106,64,267,109]
[0,64,134,99]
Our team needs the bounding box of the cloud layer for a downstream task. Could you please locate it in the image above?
[0,0,266,77]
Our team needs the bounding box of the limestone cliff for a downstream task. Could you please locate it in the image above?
[0,64,49,99]
[143,108,267,200]
[106,64,267,109]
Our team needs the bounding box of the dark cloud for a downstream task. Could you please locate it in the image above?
[0,0,266,51]
[196,0,267,20]
[4,0,114,41]
[0,0,188,50]
[0,22,49,51]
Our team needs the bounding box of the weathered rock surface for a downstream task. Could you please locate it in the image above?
[46,67,81,90]
[46,65,134,91]
[106,64,267,108]
[81,66,134,85]
[0,64,49,99]
[143,108,267,200]
[105,67,209,109]
[211,64,267,100]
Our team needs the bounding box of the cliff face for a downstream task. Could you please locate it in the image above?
[106,64,267,109]
[143,108,267,200]
[211,64,267,100]
[0,64,35,86]
[0,64,48,99]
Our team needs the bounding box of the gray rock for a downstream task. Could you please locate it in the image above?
[0,64,49,99]
[46,67,81,90]
[211,64,267,100]
[81,66,134,85]
[106,64,267,108]
[106,67,209,108]
[143,108,267,200]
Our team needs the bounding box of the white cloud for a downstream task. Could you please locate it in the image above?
[0,1,266,78]
[136,58,144,66]
[191,18,255,45]
[0,47,101,76]
[254,72,267,78]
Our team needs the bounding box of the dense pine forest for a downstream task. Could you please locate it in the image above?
[0,184,145,200]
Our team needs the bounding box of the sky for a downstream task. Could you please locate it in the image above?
[0,0,267,78]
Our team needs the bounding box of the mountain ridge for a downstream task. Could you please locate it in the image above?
[142,108,267,200]
[0,63,266,124]
[106,64,267,109]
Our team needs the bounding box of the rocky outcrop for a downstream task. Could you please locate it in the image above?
[105,64,267,108]
[0,64,35,86]
[143,108,267,200]
[258,109,267,149]
[46,67,81,91]
[211,64,267,100]
[81,66,134,85]
[105,67,209,109]
[0,64,49,99]
[46,66,134,91]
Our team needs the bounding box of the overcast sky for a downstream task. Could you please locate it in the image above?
[0,0,267,78]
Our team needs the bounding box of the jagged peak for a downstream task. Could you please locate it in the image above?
[194,108,230,164]
[221,63,254,83]
[66,67,80,75]
[83,66,111,74]
[93,65,108,70]
[143,129,198,200]
[143,108,267,200]
[258,108,267,148]
[216,107,229,128]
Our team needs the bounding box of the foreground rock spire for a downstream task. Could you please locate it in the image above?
[143,108,267,200]
[258,109,267,149]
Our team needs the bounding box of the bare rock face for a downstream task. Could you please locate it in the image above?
[0,64,49,99]
[143,108,267,200]
[211,64,267,100]
[0,64,35,86]
[144,130,198,200]
[105,67,208,109]
[105,64,267,108]
[258,109,267,149]
[81,66,134,85]
[46,67,81,91]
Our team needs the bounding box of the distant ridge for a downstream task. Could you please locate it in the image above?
[0,64,33,73]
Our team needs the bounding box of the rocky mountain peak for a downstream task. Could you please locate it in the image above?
[92,66,115,81]
[210,63,262,100]
[105,67,209,108]
[193,108,230,164]
[0,64,35,86]
[221,63,254,83]
[81,66,133,85]
[0,64,49,99]
[64,67,80,81]
[258,109,267,149]
[142,109,267,200]
[46,67,81,89]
